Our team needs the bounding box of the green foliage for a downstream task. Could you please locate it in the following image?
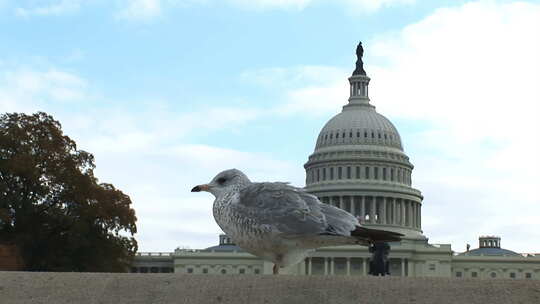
[0,112,137,272]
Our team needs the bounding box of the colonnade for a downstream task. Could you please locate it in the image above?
[321,195,421,229]
[305,257,412,276]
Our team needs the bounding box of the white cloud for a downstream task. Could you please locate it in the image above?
[226,0,415,11]
[116,0,162,20]
[368,0,540,252]
[15,0,82,17]
[242,65,350,116]
[242,1,540,252]
[227,0,312,10]
[0,67,88,112]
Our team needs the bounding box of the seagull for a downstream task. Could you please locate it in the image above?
[191,168,403,275]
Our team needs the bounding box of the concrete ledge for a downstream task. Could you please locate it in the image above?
[1,272,539,304]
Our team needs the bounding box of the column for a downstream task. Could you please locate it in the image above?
[351,196,356,216]
[401,200,406,226]
[392,198,396,225]
[362,258,367,276]
[324,258,328,275]
[408,259,414,277]
[346,258,351,276]
[308,258,312,275]
[330,258,335,275]
[419,204,422,229]
[401,258,406,277]
[339,196,344,210]
[360,196,365,222]
[370,197,376,223]
[381,197,387,224]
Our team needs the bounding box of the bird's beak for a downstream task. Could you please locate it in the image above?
[191,184,210,192]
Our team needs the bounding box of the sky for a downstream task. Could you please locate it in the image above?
[1,0,539,253]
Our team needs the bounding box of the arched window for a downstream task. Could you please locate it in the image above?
[490,272,496,278]
[221,269,227,274]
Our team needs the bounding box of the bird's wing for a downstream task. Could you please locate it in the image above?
[236,182,358,238]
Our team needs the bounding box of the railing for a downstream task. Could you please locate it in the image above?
[136,252,173,257]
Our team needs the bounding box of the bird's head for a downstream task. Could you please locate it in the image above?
[191,169,251,198]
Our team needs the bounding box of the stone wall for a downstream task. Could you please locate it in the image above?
[1,271,539,304]
[0,244,24,271]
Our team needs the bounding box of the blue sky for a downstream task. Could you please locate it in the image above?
[1,0,539,253]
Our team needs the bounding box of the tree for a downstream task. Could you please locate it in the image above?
[0,112,137,272]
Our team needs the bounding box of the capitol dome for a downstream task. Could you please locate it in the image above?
[315,104,403,151]
[304,42,425,240]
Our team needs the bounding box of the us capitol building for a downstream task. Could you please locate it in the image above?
[132,43,540,279]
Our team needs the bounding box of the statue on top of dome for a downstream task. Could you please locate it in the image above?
[353,41,367,76]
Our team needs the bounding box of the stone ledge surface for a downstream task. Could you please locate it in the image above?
[1,271,539,304]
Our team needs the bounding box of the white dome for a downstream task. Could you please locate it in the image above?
[315,104,403,151]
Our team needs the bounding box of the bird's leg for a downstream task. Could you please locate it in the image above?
[273,264,279,275]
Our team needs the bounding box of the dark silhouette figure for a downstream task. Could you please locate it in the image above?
[353,41,367,76]
[369,242,390,276]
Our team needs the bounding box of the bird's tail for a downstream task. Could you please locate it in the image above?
[351,226,403,242]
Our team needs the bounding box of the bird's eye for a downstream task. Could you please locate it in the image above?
[217,177,227,184]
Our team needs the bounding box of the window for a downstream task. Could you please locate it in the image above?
[221,269,227,274]
[365,166,370,179]
[364,131,368,138]
[472,272,478,278]
[526,273,532,279]
[349,132,353,138]
[140,267,148,273]
[510,273,516,279]
[357,131,360,137]
[382,168,387,180]
[187,268,193,274]
[374,167,379,179]
[150,267,159,273]
[254,269,260,274]
[391,168,394,181]
[330,167,334,180]
[490,272,496,278]
[131,267,138,273]
[356,167,360,179]
[338,167,342,179]
[456,272,462,277]
[317,169,320,182]
[429,264,436,271]
[239,269,245,274]
[323,168,326,180]
[342,132,345,138]
[336,133,339,138]
[371,132,375,138]
[202,268,208,274]
[347,167,351,179]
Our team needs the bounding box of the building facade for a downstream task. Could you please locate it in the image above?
[132,46,540,279]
